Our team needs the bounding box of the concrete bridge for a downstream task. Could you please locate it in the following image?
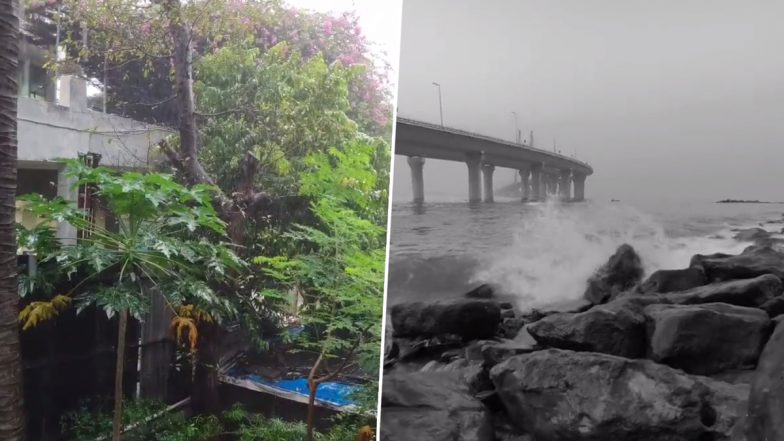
[395,118,593,203]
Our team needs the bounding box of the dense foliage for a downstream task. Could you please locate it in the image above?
[15,0,392,438]
[17,160,242,328]
[63,401,363,441]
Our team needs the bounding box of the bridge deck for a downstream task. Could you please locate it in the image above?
[395,117,592,175]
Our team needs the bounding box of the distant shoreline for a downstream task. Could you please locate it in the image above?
[716,199,784,204]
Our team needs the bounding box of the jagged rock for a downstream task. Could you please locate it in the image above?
[661,274,783,307]
[644,303,771,375]
[759,296,784,318]
[380,371,493,441]
[519,309,547,324]
[743,319,784,441]
[420,358,490,393]
[640,266,708,293]
[499,316,526,339]
[394,333,464,364]
[527,297,650,358]
[691,246,784,282]
[584,244,644,304]
[733,228,771,242]
[390,299,502,340]
[469,338,538,366]
[490,349,746,441]
[465,283,495,299]
[538,297,593,314]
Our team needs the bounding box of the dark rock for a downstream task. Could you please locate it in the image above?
[395,334,464,362]
[743,318,784,441]
[644,303,771,375]
[493,415,533,441]
[759,296,784,318]
[691,246,784,282]
[465,283,495,299]
[519,309,547,323]
[710,369,758,386]
[499,301,514,309]
[490,349,746,441]
[381,371,493,441]
[478,338,538,366]
[661,274,783,307]
[584,243,644,304]
[499,317,526,339]
[733,227,771,242]
[390,299,502,340]
[640,266,708,293]
[421,358,491,394]
[527,296,649,358]
[501,309,515,319]
[538,297,594,314]
[439,349,463,363]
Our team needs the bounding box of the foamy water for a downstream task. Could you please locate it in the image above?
[387,198,784,309]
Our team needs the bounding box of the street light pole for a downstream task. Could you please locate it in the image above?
[511,111,519,144]
[432,82,443,127]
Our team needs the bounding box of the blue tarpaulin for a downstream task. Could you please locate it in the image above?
[227,368,359,408]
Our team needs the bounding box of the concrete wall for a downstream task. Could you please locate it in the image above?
[17,91,171,169]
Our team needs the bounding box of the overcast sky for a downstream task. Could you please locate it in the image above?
[391,0,784,205]
[285,0,402,84]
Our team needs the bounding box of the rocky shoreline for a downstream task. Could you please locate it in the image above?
[380,220,784,441]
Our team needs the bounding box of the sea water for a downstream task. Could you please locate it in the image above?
[386,198,784,310]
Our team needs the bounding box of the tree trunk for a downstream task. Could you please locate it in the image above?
[191,323,222,416]
[306,353,324,441]
[0,0,25,438]
[112,309,129,441]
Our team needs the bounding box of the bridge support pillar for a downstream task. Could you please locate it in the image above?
[482,163,495,202]
[573,173,586,201]
[530,164,543,201]
[407,156,426,203]
[542,173,552,198]
[465,154,482,203]
[518,169,530,201]
[559,170,572,200]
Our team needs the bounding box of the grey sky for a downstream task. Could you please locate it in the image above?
[392,0,784,204]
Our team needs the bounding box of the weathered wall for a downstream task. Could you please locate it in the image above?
[17,94,171,169]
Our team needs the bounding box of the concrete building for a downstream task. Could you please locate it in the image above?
[15,40,170,242]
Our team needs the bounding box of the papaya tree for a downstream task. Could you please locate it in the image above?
[0,0,24,439]
[256,138,388,441]
[17,160,242,441]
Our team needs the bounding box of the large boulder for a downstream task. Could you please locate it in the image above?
[419,358,490,393]
[644,303,771,375]
[733,228,771,243]
[390,299,502,340]
[584,244,644,304]
[490,349,746,441]
[661,274,783,307]
[759,296,784,318]
[527,297,651,358]
[691,246,784,282]
[380,371,493,441]
[743,319,784,441]
[640,266,708,293]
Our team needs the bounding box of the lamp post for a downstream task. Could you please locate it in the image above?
[432,81,443,127]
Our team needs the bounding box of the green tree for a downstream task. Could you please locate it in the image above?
[18,161,242,441]
[0,0,24,439]
[256,139,388,441]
